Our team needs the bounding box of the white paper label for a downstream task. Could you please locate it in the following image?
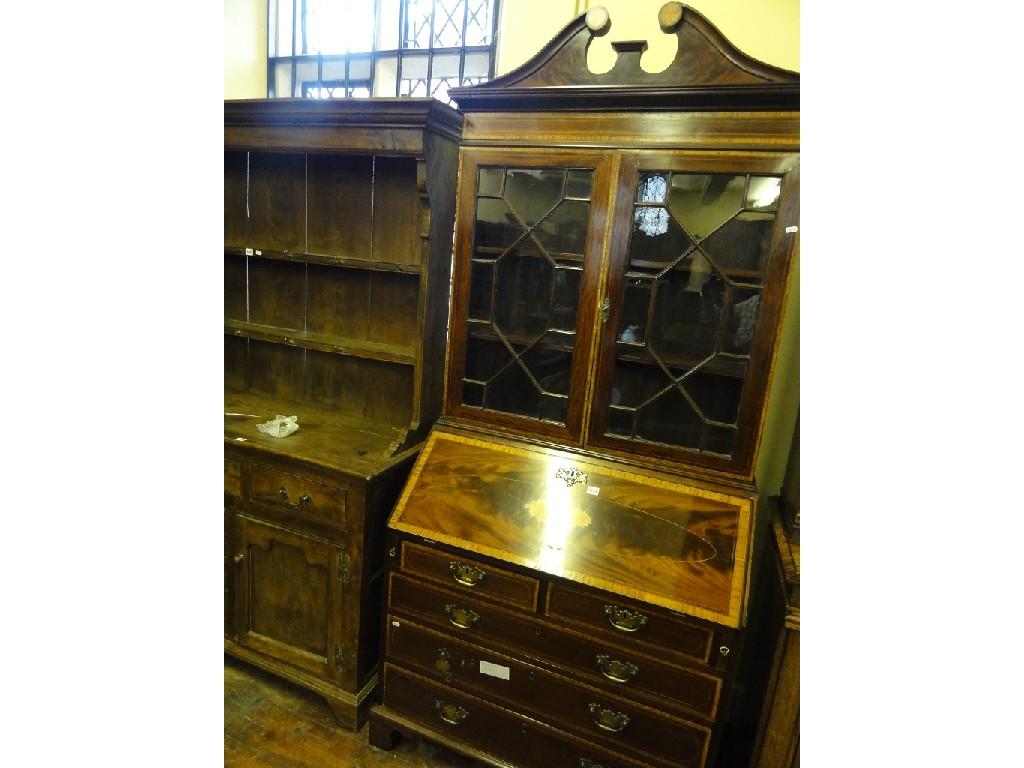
[392,620,400,628]
[785,225,799,234]
[234,437,247,442]
[255,249,262,255]
[244,247,254,255]
[479,660,510,680]
[586,486,601,496]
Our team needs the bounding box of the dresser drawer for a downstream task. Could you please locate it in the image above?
[547,583,715,666]
[388,573,721,720]
[383,664,657,768]
[249,465,348,529]
[401,541,539,612]
[224,457,242,497]
[387,618,709,767]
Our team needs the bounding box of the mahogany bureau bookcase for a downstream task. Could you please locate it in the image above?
[369,3,799,766]
[223,98,462,729]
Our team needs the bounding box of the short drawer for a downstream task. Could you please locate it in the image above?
[547,583,715,666]
[249,465,348,529]
[224,457,242,497]
[383,664,656,768]
[401,541,540,612]
[388,574,721,720]
[387,618,710,768]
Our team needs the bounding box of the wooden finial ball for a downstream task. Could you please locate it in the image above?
[658,1,684,31]
[585,6,610,34]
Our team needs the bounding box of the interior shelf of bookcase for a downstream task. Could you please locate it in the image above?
[224,319,416,365]
[224,388,411,475]
[224,247,423,275]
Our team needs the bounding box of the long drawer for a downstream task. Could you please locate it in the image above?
[546,582,718,668]
[248,463,349,532]
[387,616,709,767]
[388,572,721,720]
[383,664,662,768]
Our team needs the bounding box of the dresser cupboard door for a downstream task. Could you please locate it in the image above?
[588,153,800,476]
[446,150,612,443]
[233,516,346,681]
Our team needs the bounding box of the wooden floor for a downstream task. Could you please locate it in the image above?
[225,656,478,768]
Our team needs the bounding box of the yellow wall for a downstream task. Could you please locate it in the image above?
[498,0,799,75]
[224,0,267,99]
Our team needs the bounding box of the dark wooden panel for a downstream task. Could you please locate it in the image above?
[381,665,657,768]
[388,573,721,720]
[249,152,306,253]
[224,254,247,321]
[248,256,306,331]
[305,263,371,340]
[307,153,373,259]
[225,457,242,497]
[400,541,540,612]
[302,350,413,428]
[224,335,248,391]
[369,272,419,347]
[372,156,421,266]
[225,151,247,247]
[546,582,713,665]
[387,618,710,767]
[247,340,304,404]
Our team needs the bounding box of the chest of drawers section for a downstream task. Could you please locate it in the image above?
[372,535,739,768]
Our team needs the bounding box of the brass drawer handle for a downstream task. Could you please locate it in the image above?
[299,493,312,506]
[434,647,452,674]
[278,486,289,503]
[449,560,487,586]
[604,605,648,633]
[595,654,639,683]
[588,703,630,733]
[435,700,468,726]
[579,760,607,768]
[444,604,480,629]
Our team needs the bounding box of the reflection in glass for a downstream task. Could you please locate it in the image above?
[551,268,581,332]
[630,208,692,272]
[700,212,775,282]
[667,174,744,239]
[637,173,668,203]
[745,176,781,210]
[684,369,744,425]
[475,197,521,251]
[504,169,564,225]
[649,267,724,363]
[607,406,633,437]
[478,166,504,197]
[540,394,568,424]
[464,334,511,382]
[619,279,651,343]
[565,169,594,199]
[462,379,484,407]
[536,200,589,256]
[522,333,573,395]
[726,288,762,354]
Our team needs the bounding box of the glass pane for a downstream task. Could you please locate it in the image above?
[504,169,564,226]
[462,380,484,407]
[493,246,553,342]
[637,173,668,203]
[700,212,775,283]
[667,173,744,240]
[404,0,432,48]
[704,425,736,456]
[535,200,589,256]
[565,169,594,199]
[475,197,522,251]
[468,261,494,321]
[618,278,651,344]
[433,0,466,47]
[465,51,491,78]
[465,0,495,45]
[464,334,511,382]
[636,387,703,449]
[607,407,634,437]
[303,0,375,54]
[522,333,573,395]
[648,260,725,364]
[487,362,541,418]
[684,369,744,426]
[550,268,581,331]
[609,358,675,408]
[478,167,504,197]
[745,176,782,211]
[630,206,692,273]
[540,394,568,424]
[725,288,762,354]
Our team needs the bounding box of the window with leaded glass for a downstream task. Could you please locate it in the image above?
[268,0,500,105]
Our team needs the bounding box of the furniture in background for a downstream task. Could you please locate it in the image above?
[370,2,799,765]
[223,98,462,729]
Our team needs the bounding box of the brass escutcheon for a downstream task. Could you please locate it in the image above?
[595,654,639,683]
[604,604,648,632]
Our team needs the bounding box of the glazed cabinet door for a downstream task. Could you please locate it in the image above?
[588,153,799,476]
[446,149,612,443]
[233,515,347,681]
